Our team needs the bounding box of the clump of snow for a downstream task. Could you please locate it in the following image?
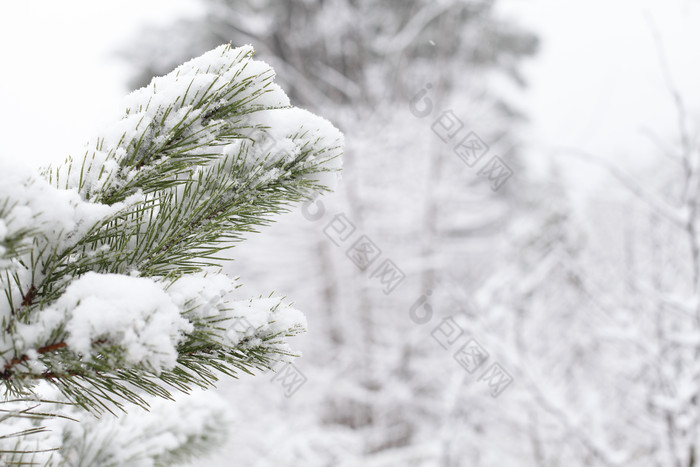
[56,272,192,371]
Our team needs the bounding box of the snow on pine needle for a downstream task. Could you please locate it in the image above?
[0,40,343,440]
[0,389,231,466]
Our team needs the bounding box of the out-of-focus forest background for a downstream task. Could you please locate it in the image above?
[4,0,700,465]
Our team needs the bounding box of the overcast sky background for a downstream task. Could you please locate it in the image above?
[503,0,700,186]
[1,0,699,189]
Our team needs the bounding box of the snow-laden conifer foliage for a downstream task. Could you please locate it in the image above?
[0,44,342,463]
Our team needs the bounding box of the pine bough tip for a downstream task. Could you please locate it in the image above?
[0,44,342,464]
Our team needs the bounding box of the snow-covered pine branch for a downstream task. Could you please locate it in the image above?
[0,42,342,443]
[0,390,231,466]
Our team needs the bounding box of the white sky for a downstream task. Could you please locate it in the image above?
[1,0,699,182]
[502,0,700,184]
[0,0,201,168]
